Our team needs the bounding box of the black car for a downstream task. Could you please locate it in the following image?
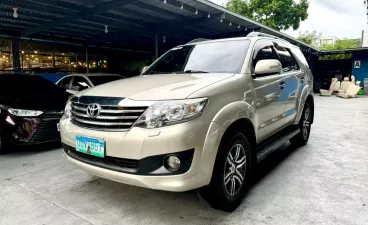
[0,74,70,154]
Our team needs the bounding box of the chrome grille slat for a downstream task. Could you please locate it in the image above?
[71,111,138,120]
[71,117,133,126]
[72,105,87,111]
[70,101,148,131]
[100,109,145,114]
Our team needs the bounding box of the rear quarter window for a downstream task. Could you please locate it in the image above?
[290,47,309,68]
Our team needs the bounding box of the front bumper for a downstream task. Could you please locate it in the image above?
[60,116,222,192]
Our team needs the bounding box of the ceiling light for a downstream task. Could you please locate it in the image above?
[238,25,240,29]
[220,18,223,23]
[12,6,19,18]
[163,0,167,4]
[180,2,183,9]
[208,13,211,18]
[229,22,232,26]
[104,24,108,33]
[195,8,198,15]
[163,36,166,43]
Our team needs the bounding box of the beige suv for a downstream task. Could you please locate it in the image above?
[60,32,314,212]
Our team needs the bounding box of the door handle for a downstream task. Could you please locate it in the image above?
[279,82,286,89]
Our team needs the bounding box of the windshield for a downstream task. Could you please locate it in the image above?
[144,40,250,75]
[88,76,123,86]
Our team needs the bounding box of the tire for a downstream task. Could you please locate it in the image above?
[198,132,252,212]
[290,102,312,146]
[0,136,9,155]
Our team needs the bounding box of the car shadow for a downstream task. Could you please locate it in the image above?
[251,142,303,186]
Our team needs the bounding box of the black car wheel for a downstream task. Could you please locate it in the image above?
[290,103,312,146]
[198,132,251,212]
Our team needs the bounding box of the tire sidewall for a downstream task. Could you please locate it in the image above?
[301,103,312,142]
[201,132,252,211]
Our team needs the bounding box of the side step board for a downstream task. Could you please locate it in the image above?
[256,126,300,163]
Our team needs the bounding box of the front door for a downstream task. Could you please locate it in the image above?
[251,41,288,141]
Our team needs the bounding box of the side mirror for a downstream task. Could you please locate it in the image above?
[141,66,149,74]
[254,59,282,77]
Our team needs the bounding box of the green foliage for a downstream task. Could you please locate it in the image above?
[225,0,309,31]
[296,30,321,47]
[319,54,352,61]
[319,39,360,60]
[320,39,361,51]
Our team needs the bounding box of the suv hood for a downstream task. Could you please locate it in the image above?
[78,73,234,100]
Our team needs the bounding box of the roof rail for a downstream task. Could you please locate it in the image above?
[187,38,211,44]
[246,32,289,42]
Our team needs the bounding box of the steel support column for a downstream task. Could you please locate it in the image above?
[86,46,90,73]
[11,36,21,72]
[154,32,159,59]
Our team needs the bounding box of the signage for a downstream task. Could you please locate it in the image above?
[354,61,361,69]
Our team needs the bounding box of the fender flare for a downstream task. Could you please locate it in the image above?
[294,84,313,125]
[199,101,256,185]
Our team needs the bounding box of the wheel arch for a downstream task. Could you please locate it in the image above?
[219,118,257,167]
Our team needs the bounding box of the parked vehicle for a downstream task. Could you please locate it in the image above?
[56,73,124,94]
[60,32,314,211]
[0,74,70,154]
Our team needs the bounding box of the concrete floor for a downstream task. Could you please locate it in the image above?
[1,95,368,225]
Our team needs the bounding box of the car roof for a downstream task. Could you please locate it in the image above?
[67,73,122,77]
[182,36,296,48]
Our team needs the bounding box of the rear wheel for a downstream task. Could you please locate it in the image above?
[290,103,312,146]
[198,132,252,212]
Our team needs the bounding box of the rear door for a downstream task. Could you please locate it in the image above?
[274,43,303,124]
[250,40,288,140]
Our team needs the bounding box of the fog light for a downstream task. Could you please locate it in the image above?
[166,156,181,171]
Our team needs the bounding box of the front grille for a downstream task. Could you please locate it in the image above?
[70,102,147,131]
[62,144,139,173]
[31,118,60,143]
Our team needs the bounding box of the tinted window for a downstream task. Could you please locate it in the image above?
[253,45,278,68]
[144,40,250,74]
[275,46,300,73]
[59,77,72,89]
[71,76,90,91]
[290,47,309,68]
[88,76,123,86]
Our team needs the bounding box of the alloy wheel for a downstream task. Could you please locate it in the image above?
[224,144,247,196]
[302,107,311,139]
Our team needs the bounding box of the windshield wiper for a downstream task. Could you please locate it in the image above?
[184,70,209,73]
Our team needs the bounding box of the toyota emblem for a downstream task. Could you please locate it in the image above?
[86,103,101,118]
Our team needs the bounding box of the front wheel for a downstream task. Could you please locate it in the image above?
[198,132,252,212]
[290,103,312,146]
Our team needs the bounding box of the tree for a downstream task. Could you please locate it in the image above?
[225,0,309,31]
[297,30,321,47]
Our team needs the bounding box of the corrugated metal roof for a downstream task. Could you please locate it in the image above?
[0,0,317,54]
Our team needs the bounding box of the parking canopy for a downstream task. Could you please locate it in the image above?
[0,0,317,55]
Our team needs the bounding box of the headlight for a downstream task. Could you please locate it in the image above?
[135,98,207,129]
[8,108,43,117]
[64,101,72,118]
